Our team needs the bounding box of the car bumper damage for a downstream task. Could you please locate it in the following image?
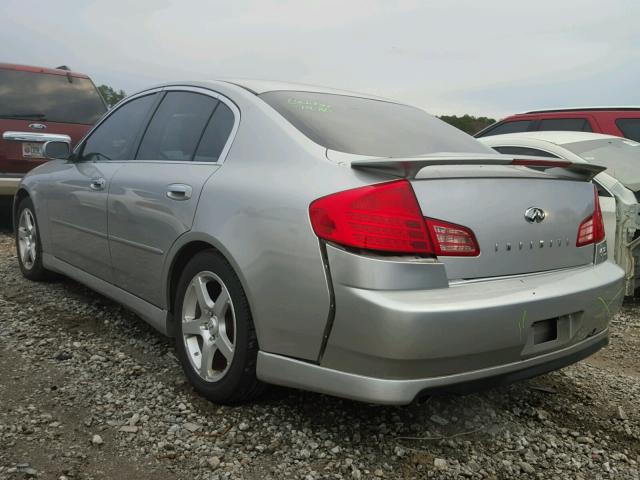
[615,201,640,295]
[257,244,624,404]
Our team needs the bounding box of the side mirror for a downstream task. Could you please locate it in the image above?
[43,140,71,160]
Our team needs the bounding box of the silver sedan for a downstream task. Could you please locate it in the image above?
[13,80,624,404]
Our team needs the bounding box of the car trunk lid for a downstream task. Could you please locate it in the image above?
[346,152,602,280]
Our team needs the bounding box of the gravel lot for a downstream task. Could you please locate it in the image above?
[0,221,639,480]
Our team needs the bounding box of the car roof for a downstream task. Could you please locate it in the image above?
[478,131,622,146]
[216,78,397,102]
[523,107,640,114]
[0,62,90,79]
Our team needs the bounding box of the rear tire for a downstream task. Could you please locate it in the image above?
[174,249,265,404]
[15,197,51,281]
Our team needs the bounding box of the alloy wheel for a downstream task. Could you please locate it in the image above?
[181,271,236,382]
[17,208,37,270]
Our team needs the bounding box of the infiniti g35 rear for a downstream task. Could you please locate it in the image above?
[14,80,624,405]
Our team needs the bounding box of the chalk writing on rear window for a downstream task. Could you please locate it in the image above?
[287,98,332,113]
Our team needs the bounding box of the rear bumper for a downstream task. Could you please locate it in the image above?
[257,246,624,404]
[0,175,21,196]
[257,330,608,404]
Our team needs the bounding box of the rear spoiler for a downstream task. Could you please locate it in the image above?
[350,154,606,181]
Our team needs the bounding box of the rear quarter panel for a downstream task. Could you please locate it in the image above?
[180,83,383,361]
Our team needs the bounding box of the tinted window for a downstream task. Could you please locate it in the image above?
[80,94,157,161]
[594,181,613,198]
[0,69,106,124]
[260,91,490,157]
[137,92,218,161]
[194,102,235,162]
[616,118,640,142]
[477,120,533,137]
[538,118,592,132]
[492,146,560,158]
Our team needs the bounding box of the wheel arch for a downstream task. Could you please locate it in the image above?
[164,233,256,339]
[12,188,30,227]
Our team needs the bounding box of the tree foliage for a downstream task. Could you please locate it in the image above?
[438,114,496,135]
[97,84,126,107]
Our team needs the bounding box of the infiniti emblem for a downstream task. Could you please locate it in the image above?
[28,123,46,130]
[524,207,546,223]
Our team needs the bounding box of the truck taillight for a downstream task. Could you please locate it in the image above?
[576,185,605,247]
[309,180,480,256]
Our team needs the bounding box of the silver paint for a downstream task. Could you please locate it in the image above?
[16,79,626,404]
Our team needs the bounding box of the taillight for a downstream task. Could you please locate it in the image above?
[576,185,605,247]
[425,218,480,256]
[309,180,431,253]
[309,180,480,256]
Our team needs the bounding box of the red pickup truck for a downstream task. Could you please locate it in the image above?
[0,63,106,205]
[475,107,640,141]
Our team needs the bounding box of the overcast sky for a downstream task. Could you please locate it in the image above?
[3,0,638,119]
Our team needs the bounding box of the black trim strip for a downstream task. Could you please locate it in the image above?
[316,240,336,364]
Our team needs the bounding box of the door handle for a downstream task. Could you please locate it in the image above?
[90,178,106,190]
[166,184,192,201]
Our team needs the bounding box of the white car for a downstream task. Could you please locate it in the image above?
[480,131,640,295]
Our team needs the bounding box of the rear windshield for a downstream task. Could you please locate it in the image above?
[0,69,106,125]
[259,91,490,157]
[564,137,640,190]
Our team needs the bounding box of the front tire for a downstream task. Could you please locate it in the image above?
[174,250,265,404]
[15,197,50,281]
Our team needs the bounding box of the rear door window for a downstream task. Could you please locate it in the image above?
[193,102,235,162]
[492,146,560,158]
[0,69,106,124]
[538,118,592,132]
[137,92,218,161]
[616,118,640,142]
[80,94,157,161]
[477,120,533,137]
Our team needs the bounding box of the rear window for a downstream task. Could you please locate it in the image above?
[538,118,592,132]
[564,137,640,191]
[0,69,106,125]
[492,146,560,158]
[259,91,490,157]
[616,118,640,142]
[476,120,533,137]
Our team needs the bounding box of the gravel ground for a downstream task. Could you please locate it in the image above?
[0,224,639,480]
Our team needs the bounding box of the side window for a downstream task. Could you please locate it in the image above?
[80,94,157,161]
[538,118,592,132]
[477,120,533,137]
[137,92,218,161]
[616,118,640,142]
[492,146,560,158]
[594,181,613,198]
[194,102,235,162]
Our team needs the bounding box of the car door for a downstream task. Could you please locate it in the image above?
[107,88,237,307]
[46,93,159,281]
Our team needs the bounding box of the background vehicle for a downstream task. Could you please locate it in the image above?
[476,107,640,141]
[0,63,106,209]
[14,81,623,405]
[480,132,640,295]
